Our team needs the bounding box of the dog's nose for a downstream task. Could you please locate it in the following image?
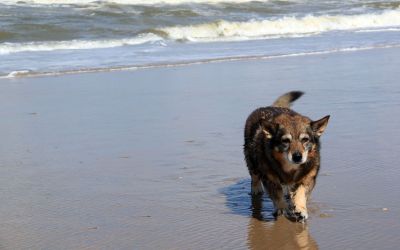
[292,152,302,163]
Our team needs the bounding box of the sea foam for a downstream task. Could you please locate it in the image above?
[0,34,162,55]
[158,9,400,41]
[1,0,265,5]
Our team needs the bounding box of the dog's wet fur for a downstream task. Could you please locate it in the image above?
[244,91,329,222]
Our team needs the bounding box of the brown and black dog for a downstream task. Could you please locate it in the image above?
[244,91,329,222]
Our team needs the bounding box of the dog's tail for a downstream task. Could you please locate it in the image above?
[272,91,304,108]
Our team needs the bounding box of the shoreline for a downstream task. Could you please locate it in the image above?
[2,43,400,79]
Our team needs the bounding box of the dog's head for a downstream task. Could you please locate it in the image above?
[262,113,330,166]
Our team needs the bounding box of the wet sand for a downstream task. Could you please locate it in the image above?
[1,47,400,249]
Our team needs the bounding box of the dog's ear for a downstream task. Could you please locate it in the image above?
[262,123,278,139]
[311,115,330,137]
[262,128,272,139]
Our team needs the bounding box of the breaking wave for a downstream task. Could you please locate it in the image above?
[3,9,400,55]
[1,0,268,5]
[158,9,400,41]
[0,34,163,55]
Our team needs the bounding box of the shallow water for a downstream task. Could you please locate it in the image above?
[0,47,399,249]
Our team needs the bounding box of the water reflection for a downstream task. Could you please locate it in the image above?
[220,179,318,249]
[247,216,318,250]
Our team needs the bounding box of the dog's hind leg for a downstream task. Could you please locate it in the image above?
[250,192,264,220]
[244,148,264,195]
[251,173,264,195]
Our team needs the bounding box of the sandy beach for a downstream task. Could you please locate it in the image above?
[1,47,400,249]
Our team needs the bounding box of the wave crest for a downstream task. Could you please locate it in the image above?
[157,9,400,41]
[1,0,266,5]
[0,34,162,55]
[2,9,400,55]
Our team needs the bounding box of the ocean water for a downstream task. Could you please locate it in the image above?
[1,0,400,77]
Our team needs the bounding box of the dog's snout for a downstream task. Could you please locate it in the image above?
[292,152,302,163]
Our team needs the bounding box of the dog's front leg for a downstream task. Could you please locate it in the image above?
[286,184,309,222]
[262,180,287,217]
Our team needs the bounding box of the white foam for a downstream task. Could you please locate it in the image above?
[0,34,163,55]
[5,70,32,78]
[1,0,269,5]
[356,27,400,33]
[159,9,400,41]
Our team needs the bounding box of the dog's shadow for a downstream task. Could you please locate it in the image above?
[219,178,275,221]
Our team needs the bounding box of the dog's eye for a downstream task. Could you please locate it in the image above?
[281,138,291,144]
[301,137,309,143]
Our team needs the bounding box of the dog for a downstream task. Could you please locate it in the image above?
[244,91,329,222]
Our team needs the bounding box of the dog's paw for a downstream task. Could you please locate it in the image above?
[284,209,308,223]
[294,211,308,223]
[273,208,284,218]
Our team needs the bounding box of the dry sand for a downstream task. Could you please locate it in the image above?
[0,47,400,249]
